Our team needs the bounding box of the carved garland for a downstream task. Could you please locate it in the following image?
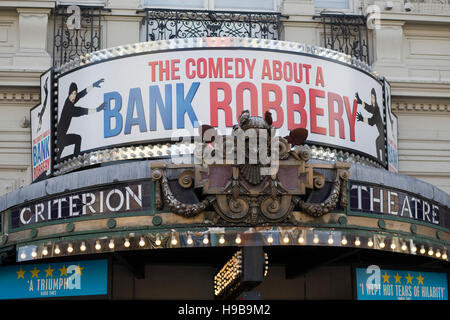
[153,168,211,218]
[152,163,349,223]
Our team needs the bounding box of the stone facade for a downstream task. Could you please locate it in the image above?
[0,0,449,195]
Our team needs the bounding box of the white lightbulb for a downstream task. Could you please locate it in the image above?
[109,240,115,249]
[428,248,434,256]
[436,250,441,258]
[341,236,347,245]
[283,235,290,244]
[20,252,26,260]
[390,242,396,250]
[67,244,74,253]
[139,237,146,247]
[328,236,334,245]
[235,235,242,244]
[187,235,194,245]
[442,252,448,260]
[368,239,374,247]
[31,251,37,258]
[298,236,304,244]
[218,235,225,245]
[124,238,130,248]
[355,237,361,246]
[420,246,425,254]
[42,247,48,256]
[171,237,178,246]
[401,243,407,251]
[95,241,101,251]
[54,245,61,254]
[411,246,417,253]
[203,235,209,245]
[379,241,385,248]
[267,235,274,244]
[313,235,319,244]
[80,242,86,251]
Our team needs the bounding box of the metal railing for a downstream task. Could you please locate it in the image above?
[53,5,108,67]
[314,13,370,65]
[142,8,282,41]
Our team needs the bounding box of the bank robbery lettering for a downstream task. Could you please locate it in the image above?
[31,69,52,181]
[57,49,384,163]
[32,130,51,179]
[10,182,151,229]
[349,182,448,227]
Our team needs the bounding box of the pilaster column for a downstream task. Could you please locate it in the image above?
[281,0,316,15]
[372,19,408,78]
[13,8,51,69]
[281,0,319,45]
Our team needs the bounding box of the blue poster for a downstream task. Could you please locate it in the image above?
[0,259,108,299]
[356,267,448,300]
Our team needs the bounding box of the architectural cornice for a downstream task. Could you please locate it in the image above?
[0,90,39,103]
[390,80,450,98]
[0,1,55,9]
[0,69,44,87]
[392,101,450,113]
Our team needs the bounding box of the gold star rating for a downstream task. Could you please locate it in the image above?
[44,265,54,278]
[16,268,26,279]
[30,266,40,278]
[382,272,390,283]
[416,274,424,285]
[59,265,68,277]
[75,264,84,276]
[394,273,402,284]
[405,273,413,284]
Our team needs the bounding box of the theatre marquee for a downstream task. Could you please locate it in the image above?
[51,38,391,175]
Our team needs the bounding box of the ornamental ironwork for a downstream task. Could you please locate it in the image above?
[53,6,108,67]
[142,8,281,41]
[315,13,370,65]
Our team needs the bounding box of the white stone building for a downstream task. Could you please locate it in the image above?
[0,0,449,194]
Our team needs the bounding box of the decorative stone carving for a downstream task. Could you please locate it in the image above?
[151,111,350,224]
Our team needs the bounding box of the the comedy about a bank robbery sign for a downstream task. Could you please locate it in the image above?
[0,259,108,299]
[31,69,53,182]
[383,79,398,173]
[56,44,386,165]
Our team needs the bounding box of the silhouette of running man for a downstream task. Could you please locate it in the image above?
[37,77,48,133]
[355,88,384,163]
[57,78,106,161]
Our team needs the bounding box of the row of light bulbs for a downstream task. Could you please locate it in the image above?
[19,231,448,262]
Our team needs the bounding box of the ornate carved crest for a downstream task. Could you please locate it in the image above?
[151,111,349,224]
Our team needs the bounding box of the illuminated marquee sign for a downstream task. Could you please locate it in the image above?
[0,259,108,299]
[56,39,386,166]
[30,69,53,182]
[349,181,450,229]
[10,181,151,229]
[214,247,268,300]
[355,267,448,300]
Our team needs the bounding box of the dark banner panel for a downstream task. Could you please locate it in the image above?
[350,181,450,230]
[10,181,152,229]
